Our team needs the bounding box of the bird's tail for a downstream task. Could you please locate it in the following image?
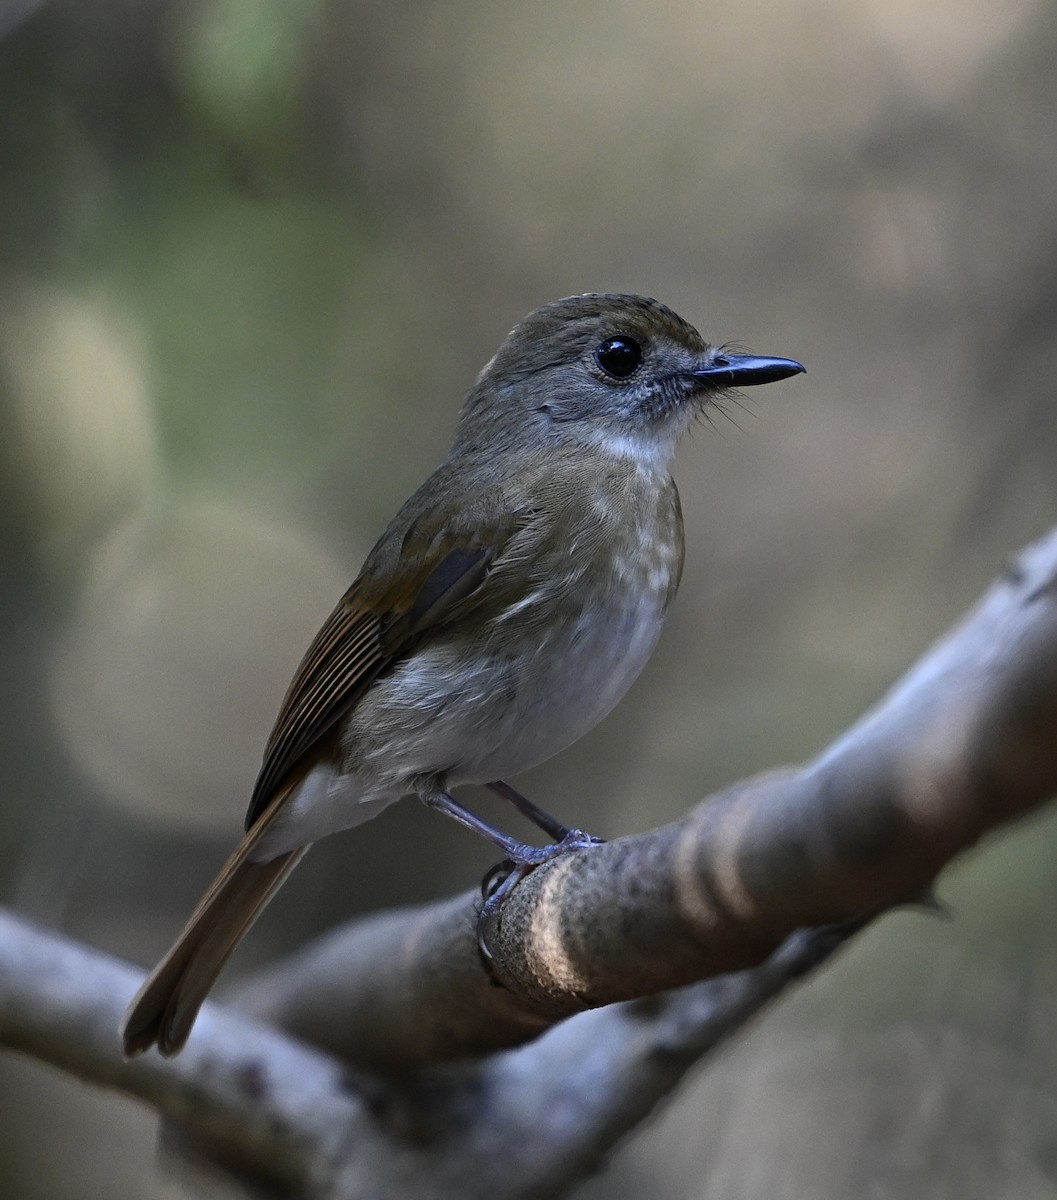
[121,787,308,1059]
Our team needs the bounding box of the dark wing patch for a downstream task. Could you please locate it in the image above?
[403,547,490,635]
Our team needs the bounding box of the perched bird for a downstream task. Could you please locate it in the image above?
[121,293,803,1057]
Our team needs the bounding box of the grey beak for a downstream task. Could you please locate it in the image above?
[693,354,805,388]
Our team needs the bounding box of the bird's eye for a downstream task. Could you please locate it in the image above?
[593,336,643,380]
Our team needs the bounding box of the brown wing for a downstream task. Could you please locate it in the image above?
[244,498,525,829]
[244,597,384,826]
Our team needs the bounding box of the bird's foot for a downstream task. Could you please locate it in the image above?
[477,828,604,962]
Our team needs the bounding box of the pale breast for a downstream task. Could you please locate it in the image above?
[344,570,668,792]
[345,466,684,791]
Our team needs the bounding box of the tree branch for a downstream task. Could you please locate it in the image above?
[0,908,362,1194]
[0,906,861,1198]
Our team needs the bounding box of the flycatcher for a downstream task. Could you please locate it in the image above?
[122,292,804,1057]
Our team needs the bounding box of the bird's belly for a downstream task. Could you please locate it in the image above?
[347,585,668,791]
[254,569,673,858]
[459,600,665,782]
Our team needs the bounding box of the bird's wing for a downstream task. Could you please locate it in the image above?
[244,491,528,828]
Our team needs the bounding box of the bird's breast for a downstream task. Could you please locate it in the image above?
[348,476,682,786]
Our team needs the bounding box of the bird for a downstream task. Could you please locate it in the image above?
[121,292,804,1057]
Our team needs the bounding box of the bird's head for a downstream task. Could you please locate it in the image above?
[456,293,804,466]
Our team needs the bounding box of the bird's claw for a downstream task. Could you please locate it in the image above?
[476,829,604,963]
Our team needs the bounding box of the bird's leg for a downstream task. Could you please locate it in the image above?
[420,787,532,858]
[416,781,602,959]
[420,786,598,863]
[486,779,576,842]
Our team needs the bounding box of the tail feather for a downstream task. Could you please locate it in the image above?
[122,787,309,1058]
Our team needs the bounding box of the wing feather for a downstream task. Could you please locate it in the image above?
[244,495,526,829]
[245,601,383,827]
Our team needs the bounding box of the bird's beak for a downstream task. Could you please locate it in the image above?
[692,354,805,388]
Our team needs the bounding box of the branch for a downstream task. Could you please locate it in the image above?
[0,909,361,1194]
[238,525,1057,1070]
[0,906,860,1198]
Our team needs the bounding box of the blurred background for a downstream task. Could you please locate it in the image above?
[2,0,1057,1196]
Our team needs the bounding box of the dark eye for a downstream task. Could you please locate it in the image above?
[594,336,642,379]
